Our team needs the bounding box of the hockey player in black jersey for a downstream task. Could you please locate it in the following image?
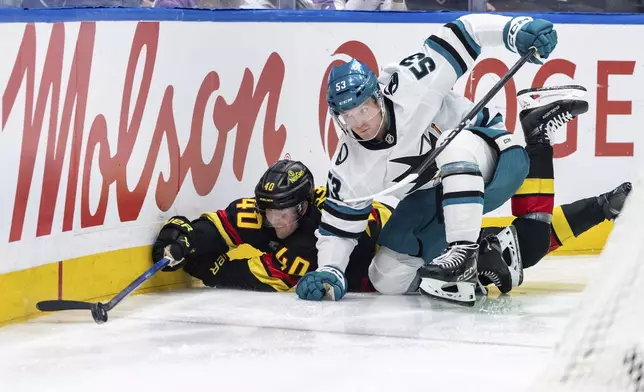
[151,160,391,293]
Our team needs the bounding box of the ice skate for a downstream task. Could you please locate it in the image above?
[418,242,479,306]
[598,182,632,220]
[477,226,523,294]
[517,85,588,145]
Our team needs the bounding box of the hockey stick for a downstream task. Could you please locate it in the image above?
[344,47,538,203]
[36,257,173,324]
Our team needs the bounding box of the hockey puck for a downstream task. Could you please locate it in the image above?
[91,302,108,324]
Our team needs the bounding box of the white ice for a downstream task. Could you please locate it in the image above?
[0,256,598,392]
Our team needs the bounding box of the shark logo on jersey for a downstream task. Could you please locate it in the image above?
[389,130,439,193]
[390,151,439,194]
[419,132,433,155]
[383,72,399,96]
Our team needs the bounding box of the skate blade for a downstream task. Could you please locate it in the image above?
[497,225,524,287]
[517,84,587,98]
[418,278,476,307]
[517,85,587,110]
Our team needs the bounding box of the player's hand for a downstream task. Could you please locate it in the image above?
[296,266,348,301]
[152,216,195,271]
[504,17,557,64]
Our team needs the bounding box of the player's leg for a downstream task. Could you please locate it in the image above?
[416,126,529,305]
[368,247,425,294]
[477,182,631,291]
[477,86,589,291]
[509,85,589,268]
[372,187,448,295]
[506,143,555,270]
[548,182,632,253]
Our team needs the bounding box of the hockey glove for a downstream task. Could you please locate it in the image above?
[296,266,348,301]
[152,216,195,271]
[504,17,557,64]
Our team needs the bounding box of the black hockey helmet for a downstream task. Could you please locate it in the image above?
[254,160,315,219]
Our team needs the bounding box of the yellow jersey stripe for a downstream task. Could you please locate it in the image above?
[201,212,235,249]
[551,205,575,243]
[515,178,555,196]
[247,257,291,292]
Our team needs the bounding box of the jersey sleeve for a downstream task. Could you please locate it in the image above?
[205,243,316,292]
[200,197,272,252]
[316,157,375,273]
[383,14,511,118]
[424,14,510,84]
[313,185,328,209]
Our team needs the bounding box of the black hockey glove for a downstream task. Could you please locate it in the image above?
[152,216,196,271]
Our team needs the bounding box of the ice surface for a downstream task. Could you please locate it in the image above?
[0,256,598,392]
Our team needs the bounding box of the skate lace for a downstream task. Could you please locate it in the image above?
[543,111,574,139]
[434,243,478,269]
[479,270,502,287]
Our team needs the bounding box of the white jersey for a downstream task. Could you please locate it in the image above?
[317,14,519,272]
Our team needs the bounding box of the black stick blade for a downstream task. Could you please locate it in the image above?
[36,300,94,312]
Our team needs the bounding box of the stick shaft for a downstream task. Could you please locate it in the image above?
[105,257,171,311]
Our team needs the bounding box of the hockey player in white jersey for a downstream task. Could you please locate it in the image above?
[295,15,579,305]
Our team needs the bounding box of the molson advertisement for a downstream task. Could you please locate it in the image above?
[0,19,638,274]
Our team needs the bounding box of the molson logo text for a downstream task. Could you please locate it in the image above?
[3,22,288,242]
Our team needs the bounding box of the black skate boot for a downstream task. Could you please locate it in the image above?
[477,226,523,294]
[517,85,589,145]
[597,182,632,220]
[418,242,479,306]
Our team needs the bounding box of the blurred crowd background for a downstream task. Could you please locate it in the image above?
[4,0,642,15]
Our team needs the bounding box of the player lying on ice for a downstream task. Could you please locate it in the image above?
[293,13,609,305]
[150,159,630,297]
[152,159,393,293]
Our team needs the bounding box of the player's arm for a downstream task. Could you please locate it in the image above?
[187,245,313,292]
[393,14,556,100]
[313,180,368,275]
[202,197,322,291]
[181,222,319,292]
[296,163,374,301]
[151,197,265,270]
[318,167,373,273]
[250,228,319,292]
[312,185,328,210]
[200,197,270,251]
